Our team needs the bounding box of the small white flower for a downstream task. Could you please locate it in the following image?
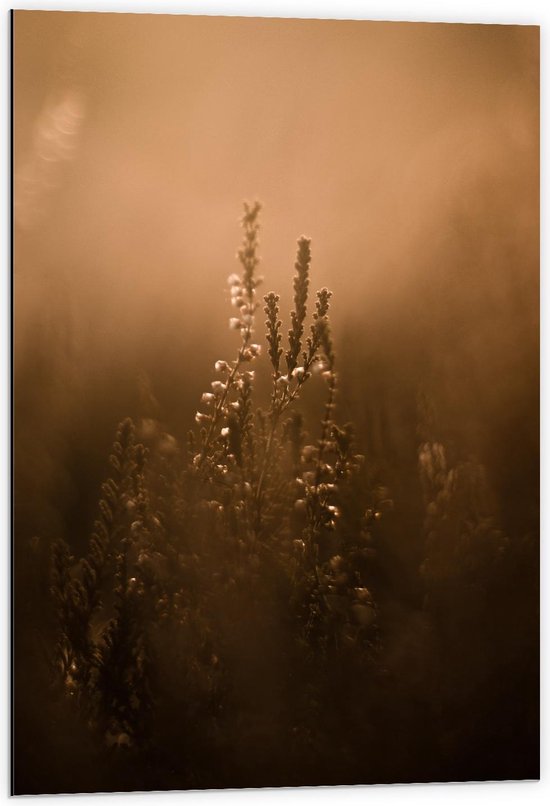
[276,374,289,387]
[215,360,229,373]
[230,401,240,411]
[211,381,226,394]
[230,285,242,297]
[229,317,242,330]
[201,392,215,404]
[227,273,240,286]
[249,343,262,357]
[195,411,210,423]
[291,366,305,381]
[221,427,230,437]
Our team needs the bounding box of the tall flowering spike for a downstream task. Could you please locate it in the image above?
[304,287,333,371]
[286,237,311,376]
[315,287,332,320]
[238,201,262,303]
[195,202,261,474]
[264,292,282,373]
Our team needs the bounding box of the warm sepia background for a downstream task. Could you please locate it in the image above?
[13,10,539,794]
[14,10,539,553]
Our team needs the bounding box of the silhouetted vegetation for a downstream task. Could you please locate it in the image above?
[14,204,539,794]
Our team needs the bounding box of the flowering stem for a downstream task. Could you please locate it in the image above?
[195,202,261,475]
[196,334,252,474]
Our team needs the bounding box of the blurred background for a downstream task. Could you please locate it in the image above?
[13,11,538,548]
[13,11,539,792]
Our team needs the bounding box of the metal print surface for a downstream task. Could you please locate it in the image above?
[12,9,540,795]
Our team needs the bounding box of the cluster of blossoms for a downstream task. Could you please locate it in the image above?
[190,202,373,585]
[49,202,382,770]
[227,273,261,343]
[164,204,379,668]
[264,271,335,415]
[193,203,263,480]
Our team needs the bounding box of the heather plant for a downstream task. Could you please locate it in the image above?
[189,203,377,651]
[416,391,513,616]
[50,418,138,704]
[414,391,539,778]
[38,202,538,792]
[49,202,380,784]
